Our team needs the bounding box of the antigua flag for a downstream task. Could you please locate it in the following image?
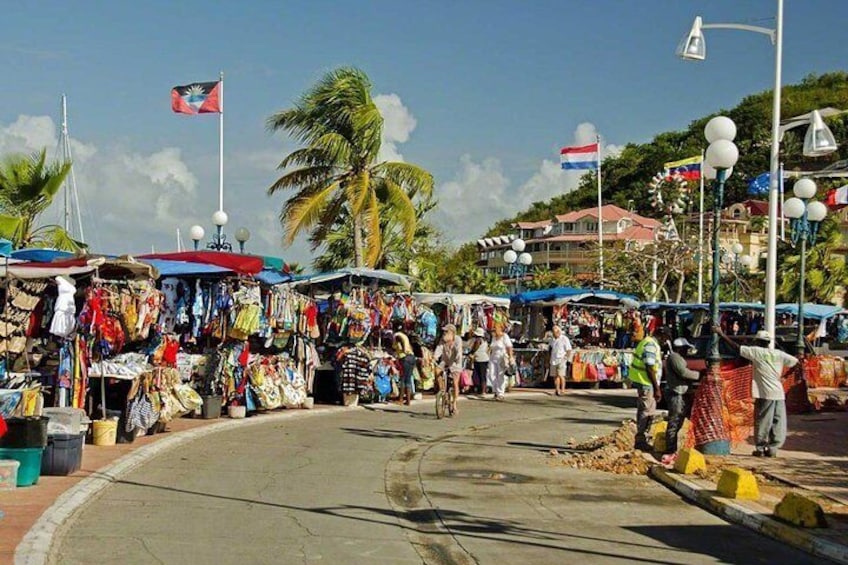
[560,143,599,170]
[171,81,221,114]
[663,156,701,181]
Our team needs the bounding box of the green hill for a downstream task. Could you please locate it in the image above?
[484,72,848,237]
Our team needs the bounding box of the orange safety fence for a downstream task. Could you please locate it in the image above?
[687,359,818,448]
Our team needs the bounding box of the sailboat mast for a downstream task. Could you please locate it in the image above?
[61,95,70,233]
[59,95,85,243]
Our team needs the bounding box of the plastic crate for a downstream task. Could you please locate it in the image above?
[41,433,84,476]
[0,447,43,487]
[43,408,84,436]
[0,459,20,490]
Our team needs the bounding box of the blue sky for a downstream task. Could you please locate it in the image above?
[1,0,846,264]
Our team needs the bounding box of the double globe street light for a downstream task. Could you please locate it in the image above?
[728,242,753,303]
[503,238,532,294]
[784,178,828,357]
[702,115,739,455]
[189,211,251,253]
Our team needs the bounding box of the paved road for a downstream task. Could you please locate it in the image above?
[49,391,816,564]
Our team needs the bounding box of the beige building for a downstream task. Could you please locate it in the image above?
[476,204,660,278]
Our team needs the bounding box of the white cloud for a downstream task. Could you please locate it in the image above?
[375,93,417,163]
[432,122,621,242]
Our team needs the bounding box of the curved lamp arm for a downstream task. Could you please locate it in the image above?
[702,23,776,44]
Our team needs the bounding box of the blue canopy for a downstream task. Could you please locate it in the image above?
[0,239,12,258]
[254,268,293,286]
[775,303,846,321]
[10,248,74,262]
[512,286,639,307]
[640,302,765,312]
[139,259,232,277]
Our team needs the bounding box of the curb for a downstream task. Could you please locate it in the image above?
[649,465,848,564]
[14,404,358,565]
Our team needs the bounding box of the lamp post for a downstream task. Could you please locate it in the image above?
[701,115,739,455]
[784,178,828,357]
[677,2,783,348]
[737,252,754,301]
[503,238,532,294]
[189,210,250,252]
[728,242,752,302]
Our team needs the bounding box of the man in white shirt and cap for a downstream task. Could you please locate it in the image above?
[716,327,799,457]
[549,325,572,396]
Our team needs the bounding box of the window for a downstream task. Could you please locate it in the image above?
[561,223,575,232]
[586,222,597,232]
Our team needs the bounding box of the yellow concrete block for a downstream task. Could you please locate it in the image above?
[717,468,760,500]
[673,448,706,474]
[774,492,828,528]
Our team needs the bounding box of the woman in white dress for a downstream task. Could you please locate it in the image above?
[487,324,514,400]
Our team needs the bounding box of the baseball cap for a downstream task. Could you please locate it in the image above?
[474,327,485,337]
[442,323,457,332]
[672,338,694,349]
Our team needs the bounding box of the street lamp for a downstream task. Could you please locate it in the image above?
[729,242,752,302]
[677,2,783,349]
[189,210,250,252]
[503,238,532,294]
[784,178,828,357]
[703,115,739,455]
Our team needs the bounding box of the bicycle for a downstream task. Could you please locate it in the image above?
[435,370,456,419]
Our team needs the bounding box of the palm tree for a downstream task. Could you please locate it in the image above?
[778,218,848,304]
[267,67,433,268]
[0,149,85,251]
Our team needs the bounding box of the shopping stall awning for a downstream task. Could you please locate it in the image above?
[640,302,766,312]
[775,303,846,321]
[0,263,95,279]
[413,292,510,308]
[512,286,639,307]
[10,249,75,262]
[5,256,158,280]
[138,251,264,276]
[254,268,293,286]
[294,268,412,290]
[140,259,233,277]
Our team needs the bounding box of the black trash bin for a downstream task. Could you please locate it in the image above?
[41,433,84,475]
[0,417,48,448]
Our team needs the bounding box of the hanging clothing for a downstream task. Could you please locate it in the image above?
[49,276,77,338]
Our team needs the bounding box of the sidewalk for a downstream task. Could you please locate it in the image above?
[651,410,848,564]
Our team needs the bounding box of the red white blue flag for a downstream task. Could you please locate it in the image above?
[171,81,221,114]
[560,143,599,170]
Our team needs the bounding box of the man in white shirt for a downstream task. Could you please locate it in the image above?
[549,325,573,396]
[716,328,799,457]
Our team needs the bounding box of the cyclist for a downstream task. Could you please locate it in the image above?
[434,323,463,413]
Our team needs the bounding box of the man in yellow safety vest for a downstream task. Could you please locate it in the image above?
[629,323,663,451]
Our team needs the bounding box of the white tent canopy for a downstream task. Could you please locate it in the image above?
[413,292,510,308]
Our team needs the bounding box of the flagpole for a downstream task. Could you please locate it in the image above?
[596,134,604,289]
[779,162,785,241]
[697,150,705,303]
[218,71,224,212]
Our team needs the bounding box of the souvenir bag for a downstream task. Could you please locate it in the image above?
[459,369,474,389]
[585,363,599,382]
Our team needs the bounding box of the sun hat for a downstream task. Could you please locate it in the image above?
[755,330,772,342]
[672,338,694,349]
[442,323,457,332]
[474,327,485,337]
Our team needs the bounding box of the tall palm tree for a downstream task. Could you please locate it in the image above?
[267,67,433,267]
[0,149,85,251]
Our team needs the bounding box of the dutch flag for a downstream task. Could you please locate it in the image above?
[560,143,599,170]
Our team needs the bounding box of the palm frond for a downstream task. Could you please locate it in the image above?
[365,189,382,267]
[381,178,417,245]
[373,161,434,198]
[268,166,338,196]
[280,182,339,245]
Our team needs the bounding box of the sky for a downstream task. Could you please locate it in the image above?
[1,0,846,266]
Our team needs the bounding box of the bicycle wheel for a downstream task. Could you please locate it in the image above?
[435,391,446,419]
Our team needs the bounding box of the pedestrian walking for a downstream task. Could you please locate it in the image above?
[469,327,489,394]
[393,331,417,406]
[629,324,662,451]
[662,337,701,463]
[549,325,572,396]
[487,324,514,401]
[716,327,798,457]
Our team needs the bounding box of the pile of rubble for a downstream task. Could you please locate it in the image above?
[557,420,651,475]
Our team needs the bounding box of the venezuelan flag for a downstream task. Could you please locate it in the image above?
[663,155,702,181]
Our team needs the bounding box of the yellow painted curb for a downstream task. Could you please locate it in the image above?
[673,448,706,475]
[774,492,828,528]
[717,467,760,500]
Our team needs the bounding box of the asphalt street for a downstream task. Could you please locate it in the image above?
[48,391,817,564]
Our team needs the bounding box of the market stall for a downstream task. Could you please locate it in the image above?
[511,287,641,387]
